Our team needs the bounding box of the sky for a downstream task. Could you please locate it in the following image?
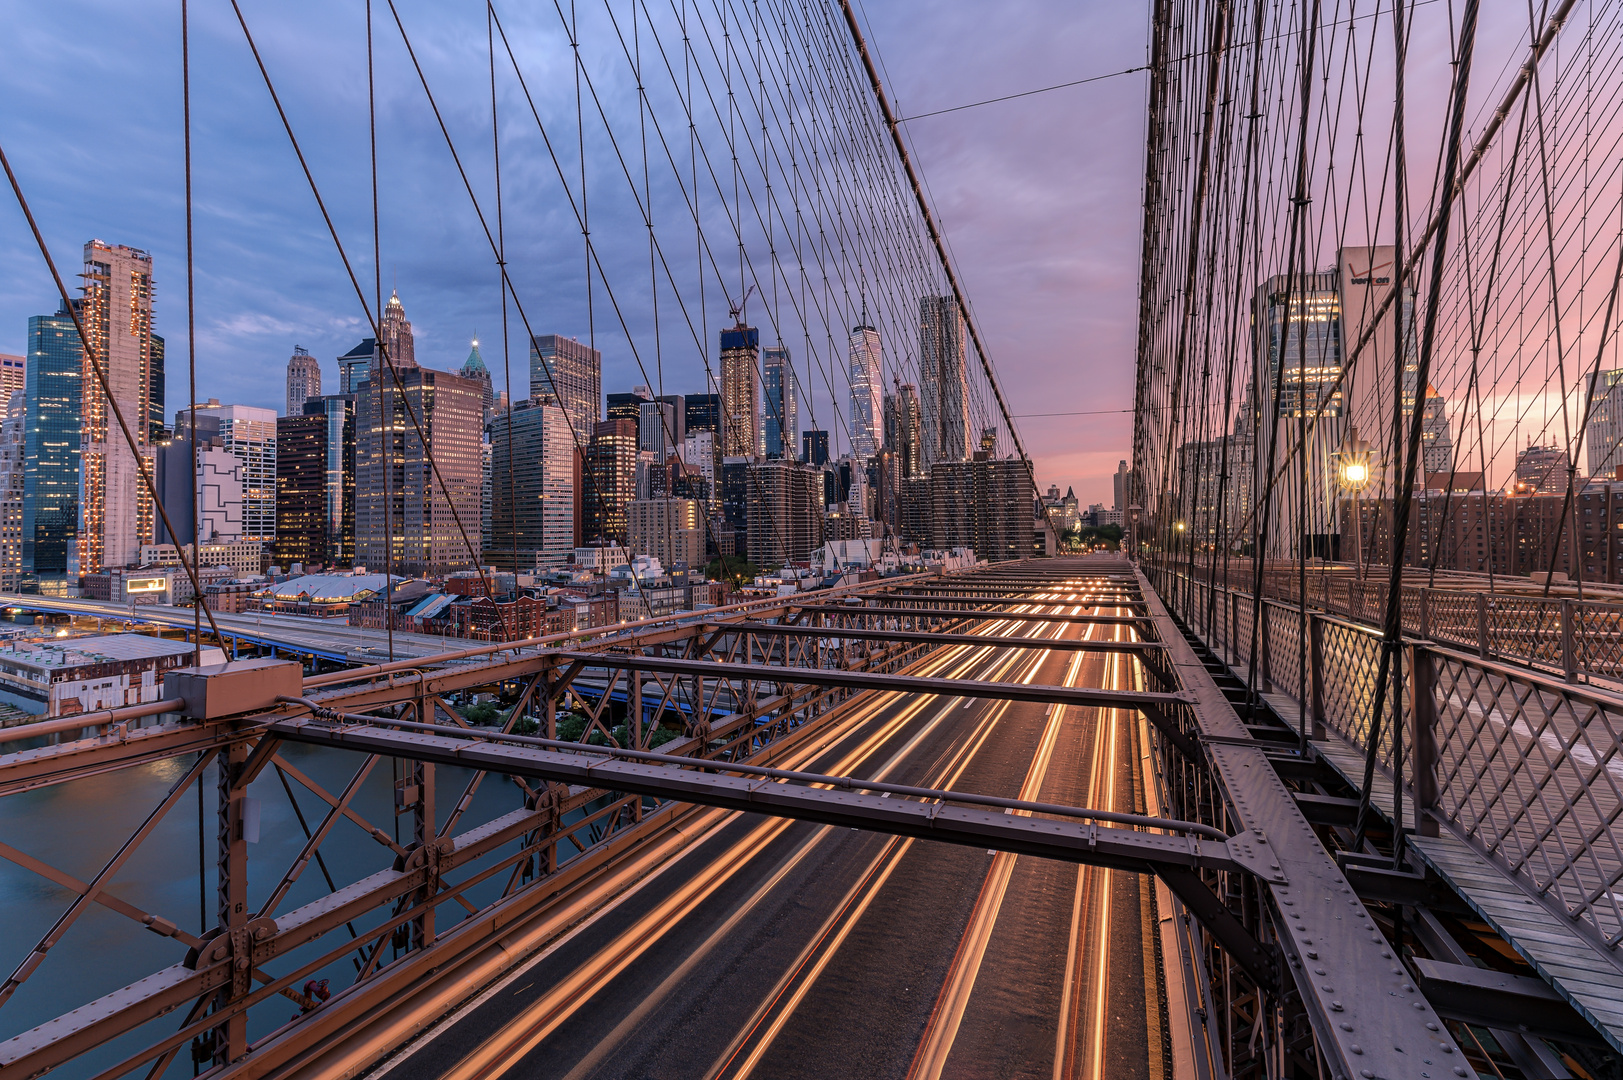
[0,1,1146,508]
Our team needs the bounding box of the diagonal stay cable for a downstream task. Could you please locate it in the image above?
[0,144,227,649]
[226,0,506,631]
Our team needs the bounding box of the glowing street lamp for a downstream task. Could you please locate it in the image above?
[1339,428,1374,573]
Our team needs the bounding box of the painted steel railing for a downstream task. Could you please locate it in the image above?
[1150,562,1623,954]
[1156,557,1623,683]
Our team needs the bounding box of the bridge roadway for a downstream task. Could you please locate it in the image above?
[0,593,460,661]
[367,577,1162,1080]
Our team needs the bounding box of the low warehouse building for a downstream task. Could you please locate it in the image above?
[0,635,224,717]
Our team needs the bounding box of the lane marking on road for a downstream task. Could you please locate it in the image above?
[422,615,1042,1080]
[909,605,1088,1080]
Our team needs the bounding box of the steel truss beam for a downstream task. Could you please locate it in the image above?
[547,651,1189,711]
[789,605,1152,626]
[857,593,1127,608]
[710,621,1165,653]
[265,713,1279,983]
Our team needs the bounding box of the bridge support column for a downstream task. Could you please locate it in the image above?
[213,739,250,1065]
[631,674,643,750]
[1561,600,1578,683]
[1308,614,1326,739]
[1258,602,1272,693]
[411,759,436,949]
[1408,646,1440,837]
[1476,593,1489,659]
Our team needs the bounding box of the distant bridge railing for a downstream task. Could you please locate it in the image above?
[1148,561,1623,956]
[1154,557,1623,685]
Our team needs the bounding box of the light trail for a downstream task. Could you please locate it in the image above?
[421,601,1060,1080]
[907,613,1081,1080]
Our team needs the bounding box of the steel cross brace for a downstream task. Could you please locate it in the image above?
[711,621,1166,654]
[547,651,1189,711]
[789,605,1152,626]
[264,714,1281,985]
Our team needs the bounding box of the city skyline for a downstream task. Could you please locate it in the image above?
[0,2,1134,506]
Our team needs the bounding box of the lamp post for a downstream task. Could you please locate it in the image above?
[1127,503,1143,560]
[1339,429,1373,575]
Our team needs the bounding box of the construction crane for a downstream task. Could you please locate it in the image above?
[728,283,756,326]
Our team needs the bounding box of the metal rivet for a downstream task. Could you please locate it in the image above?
[1350,1044,1362,1054]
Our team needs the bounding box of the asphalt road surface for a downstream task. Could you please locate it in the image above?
[375,572,1167,1080]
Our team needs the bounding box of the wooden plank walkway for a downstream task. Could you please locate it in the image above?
[1313,737,1397,816]
[1313,733,1623,1053]
[1410,833,1623,1055]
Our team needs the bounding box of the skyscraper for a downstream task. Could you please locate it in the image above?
[848,324,883,458]
[1590,370,1623,480]
[639,399,678,459]
[79,241,158,572]
[721,324,760,457]
[1515,443,1567,494]
[763,346,798,459]
[154,417,243,546]
[1249,271,1346,557]
[583,418,639,544]
[149,334,166,443]
[273,396,355,568]
[931,457,1036,562]
[24,300,81,576]
[883,383,921,479]
[685,392,721,436]
[0,355,25,402]
[1420,385,1453,474]
[356,366,485,574]
[487,397,575,571]
[746,458,823,566]
[918,295,972,470]
[626,497,703,569]
[378,289,417,372]
[802,429,829,467]
[460,337,494,423]
[338,340,373,395]
[174,401,278,542]
[286,346,321,416]
[682,430,719,511]
[530,334,601,447]
[0,392,25,589]
[607,386,652,423]
[639,399,678,457]
[1113,460,1131,511]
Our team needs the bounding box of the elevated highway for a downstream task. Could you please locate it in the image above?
[0,593,458,663]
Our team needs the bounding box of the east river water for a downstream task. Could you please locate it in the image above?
[0,738,547,1078]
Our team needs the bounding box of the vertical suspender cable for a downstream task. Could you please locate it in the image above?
[367,0,394,664]
[1355,0,1479,850]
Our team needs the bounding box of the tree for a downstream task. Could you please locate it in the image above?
[706,555,761,585]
